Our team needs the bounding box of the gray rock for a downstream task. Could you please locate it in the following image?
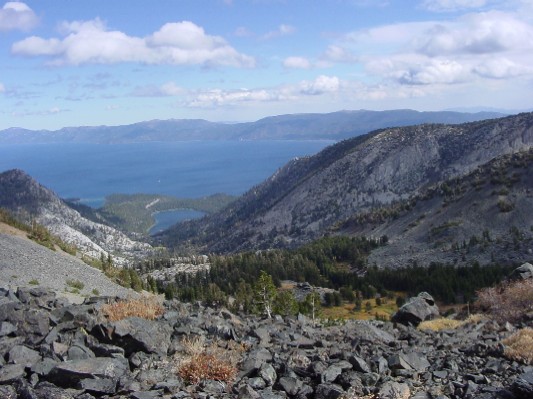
[259,363,277,386]
[314,383,344,399]
[349,354,371,373]
[322,365,342,383]
[239,384,261,399]
[47,357,129,387]
[0,363,26,384]
[91,317,172,356]
[278,376,303,396]
[512,371,533,399]
[0,321,17,337]
[79,377,117,395]
[510,262,533,280]
[0,385,17,399]
[7,344,41,367]
[249,377,267,390]
[391,292,439,326]
[67,344,95,360]
[379,381,410,399]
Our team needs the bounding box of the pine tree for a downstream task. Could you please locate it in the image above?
[253,271,277,318]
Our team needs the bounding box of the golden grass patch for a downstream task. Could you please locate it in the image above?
[101,296,164,321]
[174,336,243,385]
[502,327,533,365]
[418,314,485,331]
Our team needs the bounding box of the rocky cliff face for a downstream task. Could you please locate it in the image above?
[160,113,533,254]
[0,169,152,264]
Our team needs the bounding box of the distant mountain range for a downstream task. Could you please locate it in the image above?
[158,112,533,268]
[0,109,506,143]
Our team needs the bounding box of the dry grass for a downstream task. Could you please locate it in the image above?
[418,313,486,331]
[418,318,463,331]
[101,296,165,321]
[174,336,242,385]
[476,279,533,323]
[502,327,533,365]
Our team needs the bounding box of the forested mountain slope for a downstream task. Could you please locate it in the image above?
[159,112,533,258]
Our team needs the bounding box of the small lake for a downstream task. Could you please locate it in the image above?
[149,209,206,235]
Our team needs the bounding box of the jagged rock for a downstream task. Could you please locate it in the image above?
[46,357,129,388]
[512,371,533,399]
[392,292,440,326]
[0,385,17,399]
[79,377,117,395]
[379,381,410,399]
[239,384,261,399]
[7,344,41,367]
[0,321,17,337]
[0,363,26,384]
[322,365,342,383]
[91,317,172,356]
[314,383,344,399]
[278,376,303,396]
[67,344,95,360]
[259,363,277,386]
[348,354,371,373]
[510,263,533,280]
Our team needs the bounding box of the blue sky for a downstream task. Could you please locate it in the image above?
[1,0,532,130]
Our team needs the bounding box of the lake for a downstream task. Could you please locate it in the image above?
[149,209,206,236]
[0,141,333,208]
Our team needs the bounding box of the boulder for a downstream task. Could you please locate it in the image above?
[391,292,439,326]
[512,371,533,399]
[379,381,410,399]
[91,317,172,356]
[7,344,41,367]
[46,357,129,388]
[510,263,533,281]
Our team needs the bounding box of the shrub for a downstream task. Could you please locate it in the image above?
[101,297,164,321]
[28,279,39,285]
[66,279,85,290]
[174,336,240,385]
[502,328,533,365]
[476,279,533,323]
[178,352,237,384]
[92,288,100,296]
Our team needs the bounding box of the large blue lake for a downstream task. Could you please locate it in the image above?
[0,141,333,208]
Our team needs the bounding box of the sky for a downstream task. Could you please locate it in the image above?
[0,0,532,130]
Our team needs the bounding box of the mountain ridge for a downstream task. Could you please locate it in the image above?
[0,169,152,264]
[0,109,505,143]
[158,112,533,260]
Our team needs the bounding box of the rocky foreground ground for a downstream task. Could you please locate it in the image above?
[1,285,532,399]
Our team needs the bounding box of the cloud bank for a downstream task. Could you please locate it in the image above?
[12,19,255,67]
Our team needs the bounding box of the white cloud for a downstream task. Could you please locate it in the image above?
[12,18,255,67]
[283,56,311,69]
[473,57,533,78]
[416,12,533,56]
[322,45,359,63]
[299,75,340,95]
[262,24,295,40]
[422,0,487,12]
[185,75,342,108]
[0,1,38,31]
[332,9,533,88]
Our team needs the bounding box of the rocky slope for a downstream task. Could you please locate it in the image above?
[0,229,138,300]
[339,149,533,268]
[0,110,504,143]
[0,169,152,264]
[0,286,532,398]
[159,112,533,257]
